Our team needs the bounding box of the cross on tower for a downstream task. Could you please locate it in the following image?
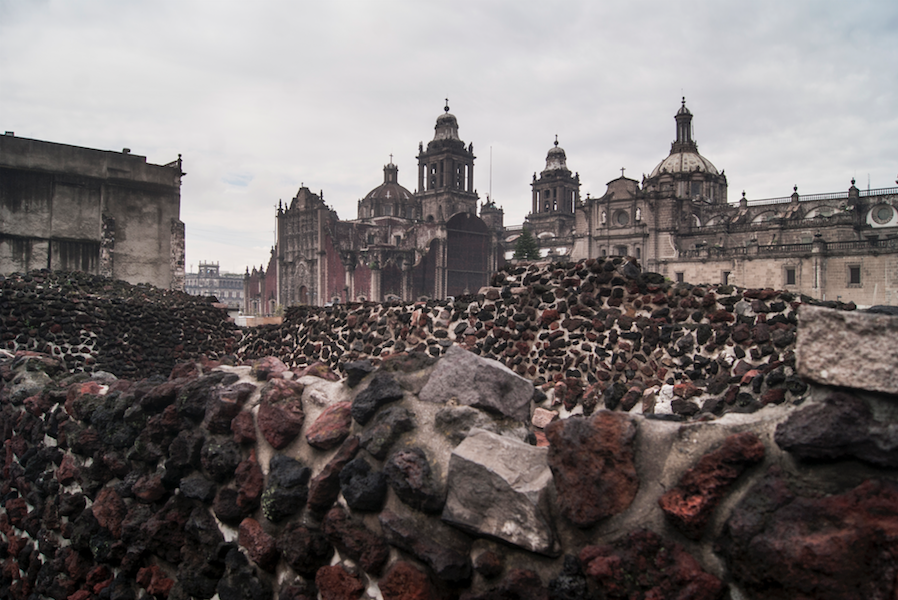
[620,167,626,178]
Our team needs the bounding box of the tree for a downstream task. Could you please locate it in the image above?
[513,227,541,261]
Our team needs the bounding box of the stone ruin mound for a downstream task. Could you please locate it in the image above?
[237,256,857,420]
[2,261,896,599]
[1,270,241,379]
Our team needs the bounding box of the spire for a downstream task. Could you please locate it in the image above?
[672,97,697,153]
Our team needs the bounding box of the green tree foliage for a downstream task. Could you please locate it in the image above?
[513,227,541,260]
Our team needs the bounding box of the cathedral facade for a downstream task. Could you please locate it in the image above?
[245,105,504,312]
[523,99,897,307]
[246,100,897,313]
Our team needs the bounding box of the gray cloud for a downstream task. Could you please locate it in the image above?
[2,0,895,274]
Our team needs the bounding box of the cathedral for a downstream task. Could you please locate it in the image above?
[245,100,898,312]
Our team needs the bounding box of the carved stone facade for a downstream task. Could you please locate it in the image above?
[247,100,897,312]
[526,99,898,306]
[244,105,504,313]
[0,133,185,290]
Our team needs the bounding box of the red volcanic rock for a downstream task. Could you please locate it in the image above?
[92,488,126,537]
[235,450,264,512]
[56,454,80,486]
[379,561,433,600]
[673,381,701,399]
[257,378,305,449]
[295,361,340,381]
[323,506,390,575]
[580,529,724,600]
[205,382,256,434]
[306,402,353,450]
[137,564,174,597]
[718,472,898,600]
[540,309,560,326]
[307,436,360,515]
[659,432,765,539]
[65,381,104,418]
[132,472,167,503]
[709,309,735,323]
[545,411,639,527]
[231,410,256,444]
[760,387,785,405]
[251,356,289,380]
[238,518,279,572]
[316,565,365,600]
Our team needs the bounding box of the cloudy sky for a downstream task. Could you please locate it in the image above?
[2,0,896,274]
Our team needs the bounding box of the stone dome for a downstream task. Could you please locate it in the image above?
[650,151,719,177]
[434,110,460,141]
[544,139,569,173]
[363,163,413,203]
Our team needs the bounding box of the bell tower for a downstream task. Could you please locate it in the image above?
[416,101,478,222]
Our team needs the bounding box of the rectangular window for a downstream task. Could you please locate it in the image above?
[675,272,684,283]
[849,265,861,286]
[722,271,731,285]
[785,267,796,286]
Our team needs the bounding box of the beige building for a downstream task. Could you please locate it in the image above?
[523,99,898,306]
[0,133,185,290]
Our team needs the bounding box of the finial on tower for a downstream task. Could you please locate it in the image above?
[554,135,558,147]
[444,98,450,113]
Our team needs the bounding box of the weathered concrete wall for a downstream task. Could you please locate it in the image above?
[0,135,184,290]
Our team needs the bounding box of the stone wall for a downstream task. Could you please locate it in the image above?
[1,260,896,599]
[1,270,241,379]
[238,257,857,421]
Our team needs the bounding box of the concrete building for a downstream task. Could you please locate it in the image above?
[185,261,244,311]
[0,133,185,290]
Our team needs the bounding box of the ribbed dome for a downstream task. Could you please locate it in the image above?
[364,163,413,202]
[650,151,719,177]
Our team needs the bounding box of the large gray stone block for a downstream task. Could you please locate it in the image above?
[419,345,534,421]
[441,428,559,556]
[796,305,898,395]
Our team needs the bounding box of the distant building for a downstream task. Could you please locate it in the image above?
[247,100,897,310]
[244,104,504,313]
[522,98,898,306]
[185,261,244,310]
[0,133,185,290]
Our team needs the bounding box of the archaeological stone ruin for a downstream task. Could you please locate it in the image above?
[1,258,896,599]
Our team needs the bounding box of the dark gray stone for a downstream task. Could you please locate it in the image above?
[351,371,404,425]
[339,457,387,512]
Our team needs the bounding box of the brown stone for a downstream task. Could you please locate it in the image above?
[315,565,365,600]
[379,561,434,600]
[659,432,765,539]
[307,436,360,514]
[258,378,305,449]
[231,411,256,444]
[545,411,639,527]
[718,473,898,600]
[92,487,126,537]
[306,402,353,450]
[238,517,279,572]
[323,506,390,575]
